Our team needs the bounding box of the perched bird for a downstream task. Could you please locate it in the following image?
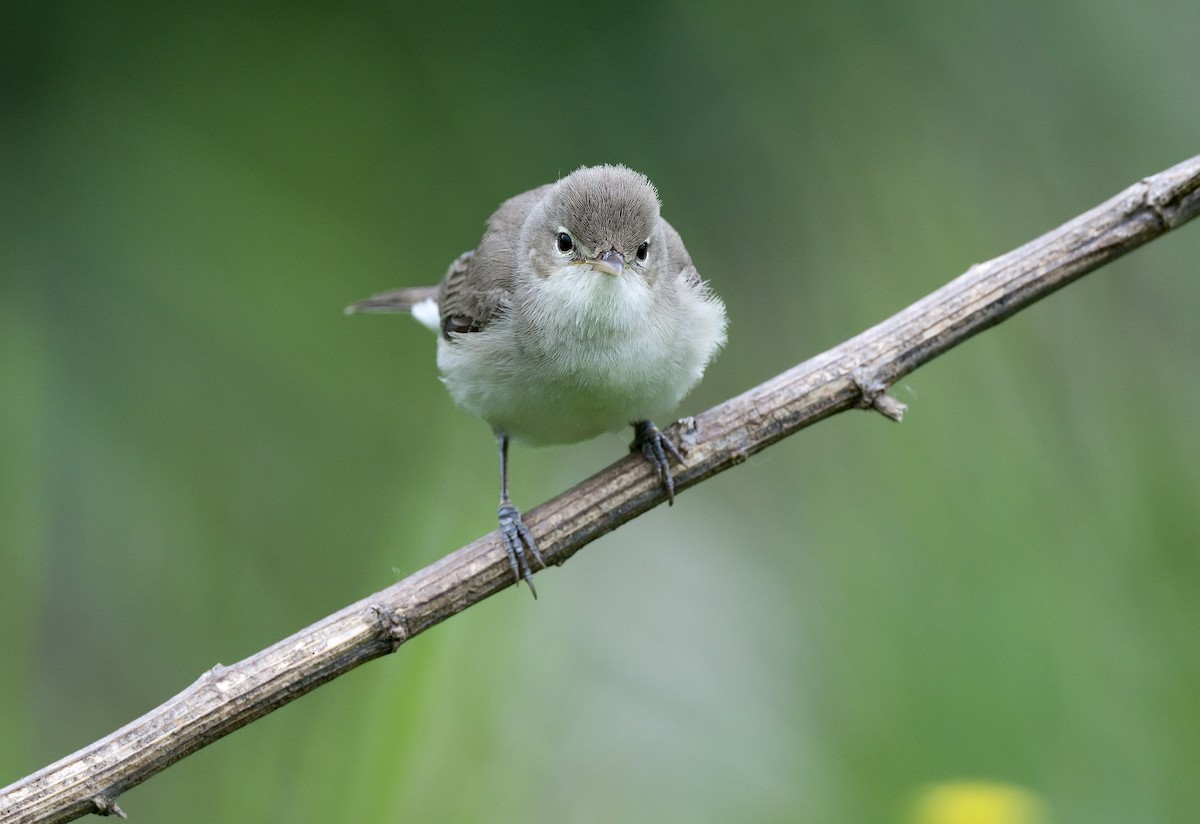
[348,165,726,596]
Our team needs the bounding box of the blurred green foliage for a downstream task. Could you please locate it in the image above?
[3,2,1198,822]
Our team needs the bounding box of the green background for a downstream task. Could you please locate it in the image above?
[3,2,1198,822]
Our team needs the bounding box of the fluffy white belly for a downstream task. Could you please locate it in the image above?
[436,271,724,446]
[438,321,687,445]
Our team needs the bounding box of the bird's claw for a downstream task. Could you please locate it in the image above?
[631,420,685,505]
[498,502,545,597]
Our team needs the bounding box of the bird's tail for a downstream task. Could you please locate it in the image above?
[345,286,441,333]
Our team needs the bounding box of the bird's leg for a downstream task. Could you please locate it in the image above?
[496,433,545,597]
[631,420,686,505]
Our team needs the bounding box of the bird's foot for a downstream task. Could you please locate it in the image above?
[631,420,686,505]
[497,502,545,597]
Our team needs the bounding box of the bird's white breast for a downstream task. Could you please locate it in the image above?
[437,266,725,446]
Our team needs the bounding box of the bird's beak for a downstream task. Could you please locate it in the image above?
[587,249,625,277]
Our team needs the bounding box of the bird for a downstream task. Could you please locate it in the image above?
[348,164,727,596]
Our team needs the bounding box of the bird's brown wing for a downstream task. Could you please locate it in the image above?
[437,250,486,336]
[438,184,551,339]
[660,218,703,289]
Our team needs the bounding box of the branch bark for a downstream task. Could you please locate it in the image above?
[4,156,1199,824]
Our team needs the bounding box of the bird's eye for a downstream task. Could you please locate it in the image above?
[636,241,649,262]
[556,231,574,253]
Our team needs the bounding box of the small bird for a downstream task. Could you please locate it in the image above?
[348,165,727,596]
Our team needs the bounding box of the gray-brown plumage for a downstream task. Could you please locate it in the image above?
[349,165,726,596]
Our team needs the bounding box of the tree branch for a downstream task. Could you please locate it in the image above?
[4,156,1199,824]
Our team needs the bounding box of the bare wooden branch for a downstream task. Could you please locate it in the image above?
[3,155,1198,824]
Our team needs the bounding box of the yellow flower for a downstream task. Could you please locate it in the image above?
[910,781,1049,824]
